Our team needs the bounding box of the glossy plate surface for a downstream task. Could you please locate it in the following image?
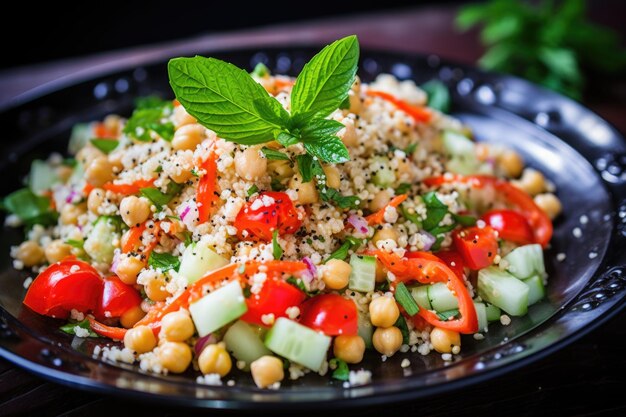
[1,47,625,409]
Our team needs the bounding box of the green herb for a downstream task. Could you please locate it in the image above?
[453,213,477,227]
[295,154,314,182]
[148,251,181,272]
[90,138,119,154]
[320,188,360,209]
[272,229,283,260]
[399,205,421,226]
[261,147,290,161]
[395,183,411,195]
[338,95,351,110]
[422,192,449,231]
[140,182,183,210]
[270,177,286,191]
[59,319,97,338]
[182,231,193,246]
[394,282,419,316]
[1,188,58,227]
[123,97,175,141]
[65,239,84,249]
[325,236,362,263]
[404,143,418,155]
[376,280,390,292]
[246,185,259,197]
[190,168,199,177]
[168,36,359,163]
[286,277,319,297]
[155,165,163,173]
[394,315,410,345]
[329,358,350,381]
[251,62,270,78]
[62,158,77,167]
[436,309,460,321]
[421,80,450,113]
[456,0,626,99]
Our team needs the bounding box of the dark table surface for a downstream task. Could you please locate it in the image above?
[1,4,625,417]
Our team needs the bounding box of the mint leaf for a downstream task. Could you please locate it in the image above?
[275,131,299,147]
[303,135,350,164]
[422,192,449,231]
[246,185,259,197]
[148,251,180,272]
[329,358,350,381]
[2,188,58,227]
[421,80,450,113]
[90,138,119,154]
[295,154,314,182]
[400,205,422,227]
[290,35,359,120]
[168,57,289,144]
[140,182,183,210]
[452,213,477,227]
[272,229,283,260]
[135,96,174,110]
[123,98,175,142]
[394,315,410,344]
[261,147,290,161]
[60,319,97,337]
[251,62,270,78]
[320,188,360,209]
[395,183,411,195]
[65,239,84,249]
[325,236,362,263]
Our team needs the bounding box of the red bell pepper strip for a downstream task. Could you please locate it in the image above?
[87,316,127,341]
[423,174,552,247]
[102,178,156,195]
[365,194,408,225]
[366,90,432,123]
[369,250,478,334]
[196,153,219,224]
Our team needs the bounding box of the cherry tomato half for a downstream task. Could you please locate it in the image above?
[95,276,142,320]
[240,277,306,326]
[235,191,302,241]
[453,226,498,270]
[23,259,103,319]
[299,294,358,336]
[481,209,534,245]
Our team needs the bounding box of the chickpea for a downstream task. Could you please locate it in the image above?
[268,160,294,179]
[87,188,105,214]
[103,114,122,136]
[15,241,45,267]
[145,277,169,302]
[119,196,151,227]
[499,150,524,178]
[323,165,341,189]
[513,168,545,196]
[160,311,195,342]
[172,123,206,151]
[198,342,232,377]
[116,254,145,285]
[158,341,192,374]
[76,146,103,167]
[289,174,318,205]
[321,259,352,290]
[534,193,562,220]
[333,335,365,364]
[124,325,157,354]
[339,119,358,147]
[235,146,267,181]
[430,327,461,354]
[85,156,115,187]
[56,165,74,182]
[369,190,391,212]
[120,305,146,328]
[371,227,399,247]
[250,356,284,388]
[348,90,362,113]
[173,105,196,127]
[60,203,85,225]
[369,296,400,328]
[372,326,403,356]
[44,240,72,264]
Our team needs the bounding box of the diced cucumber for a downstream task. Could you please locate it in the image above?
[442,130,475,156]
[83,216,119,264]
[410,285,432,310]
[523,274,546,306]
[428,283,458,312]
[473,301,488,332]
[477,267,529,316]
[223,320,271,368]
[29,160,59,194]
[357,311,373,349]
[485,303,502,322]
[264,318,331,371]
[178,242,229,283]
[348,254,376,292]
[503,244,545,280]
[371,156,395,187]
[447,156,480,175]
[189,280,248,337]
[68,123,92,155]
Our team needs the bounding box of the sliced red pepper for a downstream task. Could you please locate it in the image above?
[240,277,306,326]
[196,153,219,224]
[87,316,127,340]
[423,174,553,247]
[452,226,499,270]
[367,90,432,123]
[366,194,408,225]
[370,250,478,334]
[235,191,302,241]
[406,250,465,279]
[299,293,358,336]
[103,178,156,195]
[122,221,161,256]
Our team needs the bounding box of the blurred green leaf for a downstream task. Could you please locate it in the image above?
[539,48,582,83]
[481,15,521,44]
[456,4,490,31]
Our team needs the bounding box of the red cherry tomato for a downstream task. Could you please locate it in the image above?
[299,294,358,336]
[453,226,499,270]
[235,191,302,241]
[96,276,142,320]
[240,277,306,326]
[481,209,534,245]
[23,259,103,319]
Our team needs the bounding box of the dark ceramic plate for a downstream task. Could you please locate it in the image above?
[1,47,625,410]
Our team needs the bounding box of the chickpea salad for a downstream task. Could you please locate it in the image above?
[3,36,561,388]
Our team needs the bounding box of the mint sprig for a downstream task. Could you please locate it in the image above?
[168,35,359,164]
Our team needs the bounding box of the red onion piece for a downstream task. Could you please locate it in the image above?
[421,231,437,251]
[348,214,369,234]
[180,205,191,221]
[194,334,218,356]
[110,250,121,274]
[302,257,317,284]
[65,190,78,204]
